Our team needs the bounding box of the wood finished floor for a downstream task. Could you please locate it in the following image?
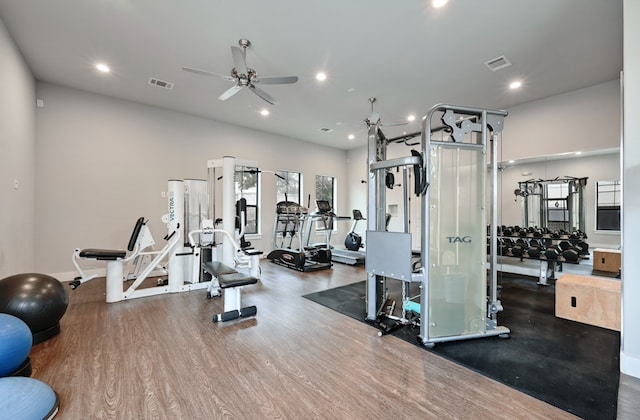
[29,262,637,419]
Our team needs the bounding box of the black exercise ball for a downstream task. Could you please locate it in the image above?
[0,273,68,344]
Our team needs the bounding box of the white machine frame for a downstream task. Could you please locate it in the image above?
[71,158,261,318]
[71,180,212,302]
[204,156,262,322]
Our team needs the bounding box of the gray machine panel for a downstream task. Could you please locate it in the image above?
[365,231,413,281]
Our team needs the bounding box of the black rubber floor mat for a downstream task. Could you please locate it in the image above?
[303,276,620,420]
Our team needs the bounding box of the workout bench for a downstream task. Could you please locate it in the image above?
[203,260,259,322]
[71,217,146,299]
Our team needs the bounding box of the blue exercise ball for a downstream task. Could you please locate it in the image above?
[0,273,68,344]
[0,313,32,377]
[0,377,59,419]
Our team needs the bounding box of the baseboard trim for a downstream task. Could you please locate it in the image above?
[621,351,640,379]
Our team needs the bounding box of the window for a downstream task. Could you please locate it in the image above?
[596,180,621,231]
[276,170,302,205]
[234,166,260,235]
[315,175,335,208]
[315,175,336,231]
[545,183,569,223]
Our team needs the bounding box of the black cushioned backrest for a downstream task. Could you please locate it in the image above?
[127,217,145,251]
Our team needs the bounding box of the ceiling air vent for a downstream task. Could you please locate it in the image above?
[484,55,512,72]
[319,127,333,133]
[149,77,174,90]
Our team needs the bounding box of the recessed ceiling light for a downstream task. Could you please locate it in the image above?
[432,0,448,8]
[315,72,327,81]
[508,160,515,164]
[348,134,355,140]
[407,114,416,122]
[260,109,270,116]
[509,80,522,89]
[95,63,110,73]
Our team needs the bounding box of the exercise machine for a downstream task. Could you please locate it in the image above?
[203,157,261,322]
[514,177,588,233]
[366,103,510,346]
[345,210,365,250]
[71,179,213,302]
[330,208,367,266]
[267,200,332,272]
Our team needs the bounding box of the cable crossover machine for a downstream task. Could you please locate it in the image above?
[365,103,510,347]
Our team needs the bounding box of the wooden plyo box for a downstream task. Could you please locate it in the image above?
[555,274,621,331]
[593,248,621,274]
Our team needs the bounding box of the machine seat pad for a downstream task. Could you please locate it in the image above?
[79,248,126,260]
[243,249,264,256]
[218,273,258,289]
[202,261,237,276]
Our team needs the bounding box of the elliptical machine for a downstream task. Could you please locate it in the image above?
[266,200,333,272]
[331,209,367,265]
[345,209,365,251]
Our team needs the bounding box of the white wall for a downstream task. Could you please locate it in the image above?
[346,146,369,239]
[35,83,348,275]
[0,17,35,278]
[621,0,640,379]
[502,79,620,161]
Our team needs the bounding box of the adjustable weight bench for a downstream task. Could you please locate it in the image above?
[202,260,259,323]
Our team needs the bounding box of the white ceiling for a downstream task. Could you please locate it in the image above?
[0,0,623,150]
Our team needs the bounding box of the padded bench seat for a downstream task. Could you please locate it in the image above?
[202,261,237,277]
[218,273,258,289]
[79,248,126,260]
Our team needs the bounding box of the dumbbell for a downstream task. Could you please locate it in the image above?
[544,245,561,260]
[576,241,589,255]
[499,238,514,255]
[562,248,580,262]
[558,241,572,251]
[511,238,528,257]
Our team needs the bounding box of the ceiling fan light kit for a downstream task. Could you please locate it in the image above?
[183,38,298,106]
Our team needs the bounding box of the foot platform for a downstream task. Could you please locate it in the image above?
[212,306,257,322]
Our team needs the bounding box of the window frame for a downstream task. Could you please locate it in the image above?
[314,174,337,232]
[544,183,569,224]
[276,169,302,206]
[234,165,261,236]
[595,180,621,232]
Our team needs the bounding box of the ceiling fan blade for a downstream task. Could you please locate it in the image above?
[381,121,409,127]
[231,46,248,75]
[248,85,278,105]
[218,85,243,101]
[182,66,234,81]
[254,76,299,85]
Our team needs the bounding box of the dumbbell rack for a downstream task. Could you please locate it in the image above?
[490,227,589,285]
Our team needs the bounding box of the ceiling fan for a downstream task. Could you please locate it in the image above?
[182,39,298,105]
[364,97,408,128]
